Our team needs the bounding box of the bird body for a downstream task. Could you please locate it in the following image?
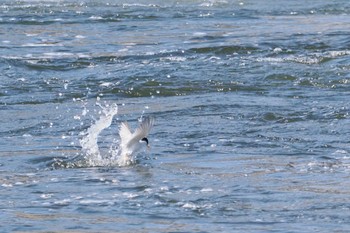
[117,117,154,165]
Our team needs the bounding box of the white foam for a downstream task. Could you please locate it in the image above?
[182,202,213,210]
[201,188,213,192]
[273,47,283,53]
[99,82,114,87]
[258,50,350,65]
[257,56,321,65]
[193,32,207,37]
[79,199,112,205]
[161,56,187,62]
[334,150,348,155]
[43,52,74,57]
[21,43,63,47]
[328,50,350,57]
[75,35,86,39]
[40,194,53,199]
[182,202,197,209]
[54,199,71,206]
[89,16,103,20]
[122,192,139,199]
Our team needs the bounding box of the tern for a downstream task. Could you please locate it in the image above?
[118,117,154,165]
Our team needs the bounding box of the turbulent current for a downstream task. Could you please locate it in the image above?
[1,0,350,232]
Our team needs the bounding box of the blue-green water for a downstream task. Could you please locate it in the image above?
[1,0,350,232]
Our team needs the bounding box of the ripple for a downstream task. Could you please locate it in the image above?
[190,45,258,55]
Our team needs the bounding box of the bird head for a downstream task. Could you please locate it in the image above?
[141,137,150,149]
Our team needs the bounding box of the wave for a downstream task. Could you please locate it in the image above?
[258,50,350,65]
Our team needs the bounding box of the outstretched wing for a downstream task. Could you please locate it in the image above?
[119,121,132,145]
[127,117,154,147]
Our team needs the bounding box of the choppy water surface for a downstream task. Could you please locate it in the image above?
[1,0,350,232]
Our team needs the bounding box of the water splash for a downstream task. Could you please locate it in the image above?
[48,101,150,169]
[79,102,119,166]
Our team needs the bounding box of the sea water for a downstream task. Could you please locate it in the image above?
[1,0,350,232]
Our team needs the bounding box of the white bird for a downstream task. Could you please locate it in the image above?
[117,117,154,165]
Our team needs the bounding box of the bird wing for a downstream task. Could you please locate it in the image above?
[119,121,132,145]
[126,117,154,148]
